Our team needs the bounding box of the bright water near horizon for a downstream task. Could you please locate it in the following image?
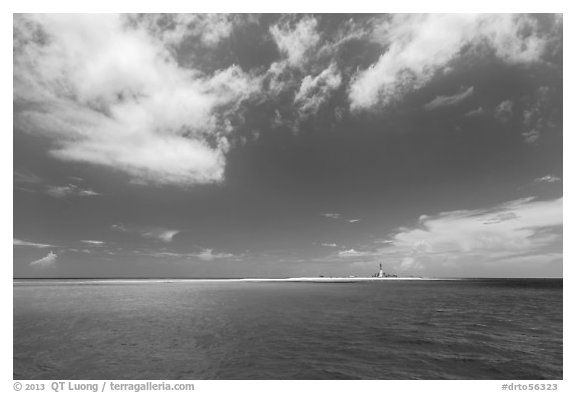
[13,279,562,380]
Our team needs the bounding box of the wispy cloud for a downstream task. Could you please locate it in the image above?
[14,238,55,248]
[30,251,58,268]
[464,107,485,117]
[263,15,370,127]
[294,63,342,117]
[349,14,561,110]
[495,100,514,123]
[424,86,474,111]
[263,15,333,119]
[320,243,338,248]
[150,248,234,261]
[522,86,556,144]
[14,170,102,197]
[14,170,43,185]
[322,213,360,223]
[111,224,180,243]
[195,248,234,261]
[535,175,561,183]
[81,240,105,245]
[143,229,180,243]
[338,249,371,258]
[46,184,103,198]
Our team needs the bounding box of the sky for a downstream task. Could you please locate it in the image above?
[13,13,563,278]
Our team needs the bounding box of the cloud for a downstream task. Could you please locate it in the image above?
[14,238,54,248]
[111,224,180,243]
[424,86,474,111]
[495,99,514,123]
[111,224,128,232]
[264,16,371,114]
[270,16,320,67]
[521,129,540,144]
[263,16,324,105]
[143,229,180,243]
[139,14,239,48]
[349,14,561,110]
[294,63,342,117]
[338,249,371,258]
[321,243,338,247]
[522,86,555,144]
[14,171,103,198]
[195,248,234,261]
[81,240,105,245]
[379,197,562,274]
[150,248,235,261]
[322,213,360,223]
[14,14,261,186]
[464,107,485,117]
[535,175,561,183]
[46,184,102,198]
[14,170,47,193]
[14,170,43,185]
[149,248,234,261]
[14,169,103,197]
[30,251,58,268]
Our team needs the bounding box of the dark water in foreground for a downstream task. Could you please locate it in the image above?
[13,279,562,380]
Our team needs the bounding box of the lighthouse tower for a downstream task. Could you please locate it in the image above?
[378,263,384,278]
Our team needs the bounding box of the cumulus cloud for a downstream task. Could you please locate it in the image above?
[111,224,180,243]
[349,14,561,110]
[14,238,54,248]
[424,86,474,111]
[270,16,320,67]
[380,197,562,274]
[14,14,260,186]
[30,251,58,268]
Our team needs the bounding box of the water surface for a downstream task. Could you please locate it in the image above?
[13,279,562,379]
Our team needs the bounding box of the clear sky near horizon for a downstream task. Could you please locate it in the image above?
[13,14,562,278]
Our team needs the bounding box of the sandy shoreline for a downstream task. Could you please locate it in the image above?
[13,277,463,285]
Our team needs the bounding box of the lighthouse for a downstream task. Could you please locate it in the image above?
[378,263,384,278]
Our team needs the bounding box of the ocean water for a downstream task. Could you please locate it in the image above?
[13,279,562,380]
